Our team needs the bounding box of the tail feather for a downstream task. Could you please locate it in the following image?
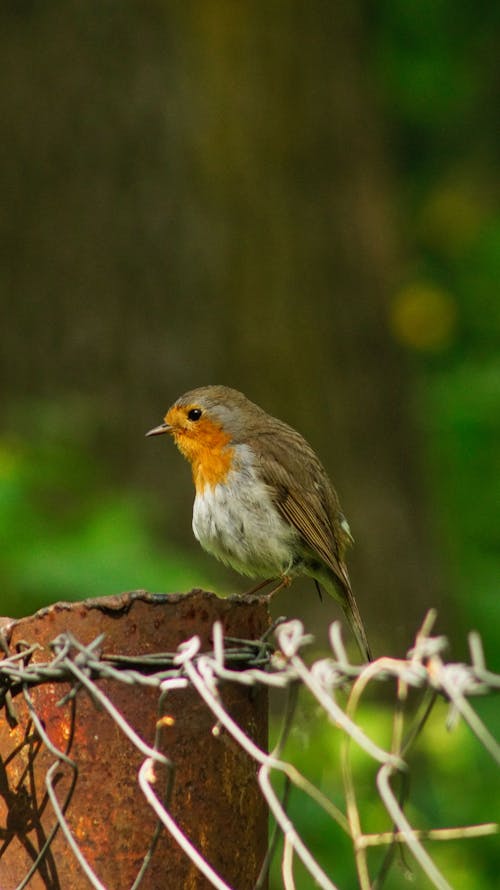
[341,585,372,662]
[321,572,372,662]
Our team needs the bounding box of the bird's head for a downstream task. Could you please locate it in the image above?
[146,385,255,490]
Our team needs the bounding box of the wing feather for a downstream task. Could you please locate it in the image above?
[242,422,371,660]
[278,487,350,589]
[245,426,350,591]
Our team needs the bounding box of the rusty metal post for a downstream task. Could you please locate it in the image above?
[0,590,269,889]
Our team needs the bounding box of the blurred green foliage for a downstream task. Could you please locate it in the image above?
[0,433,212,617]
[425,363,500,660]
[375,0,500,670]
[268,691,498,889]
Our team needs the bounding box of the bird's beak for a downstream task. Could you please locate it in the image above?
[145,422,172,438]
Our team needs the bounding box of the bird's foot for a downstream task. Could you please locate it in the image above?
[262,574,292,601]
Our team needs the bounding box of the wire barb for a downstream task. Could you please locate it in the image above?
[0,616,497,889]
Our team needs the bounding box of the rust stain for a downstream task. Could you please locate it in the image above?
[0,589,269,889]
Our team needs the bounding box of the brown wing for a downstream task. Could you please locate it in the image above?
[278,486,350,585]
[246,424,351,592]
[245,421,371,660]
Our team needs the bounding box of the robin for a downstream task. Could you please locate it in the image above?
[146,385,371,661]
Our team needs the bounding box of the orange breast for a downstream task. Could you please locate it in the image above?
[168,412,234,493]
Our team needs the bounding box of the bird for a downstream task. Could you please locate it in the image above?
[146,385,371,661]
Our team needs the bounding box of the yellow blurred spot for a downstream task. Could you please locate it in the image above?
[390,283,458,351]
[419,182,487,254]
[157,714,175,728]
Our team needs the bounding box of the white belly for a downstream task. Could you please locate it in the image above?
[192,467,298,578]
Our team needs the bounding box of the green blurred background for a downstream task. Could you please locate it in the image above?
[1,2,498,886]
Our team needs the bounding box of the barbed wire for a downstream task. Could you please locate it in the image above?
[0,609,498,890]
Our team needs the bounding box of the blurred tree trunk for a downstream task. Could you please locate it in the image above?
[0,1,441,649]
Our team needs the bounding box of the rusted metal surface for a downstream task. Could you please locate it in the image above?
[0,590,270,889]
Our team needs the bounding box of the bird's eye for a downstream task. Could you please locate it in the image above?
[187,407,202,421]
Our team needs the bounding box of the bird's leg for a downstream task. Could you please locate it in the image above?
[262,573,292,601]
[243,577,276,596]
[243,573,292,599]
